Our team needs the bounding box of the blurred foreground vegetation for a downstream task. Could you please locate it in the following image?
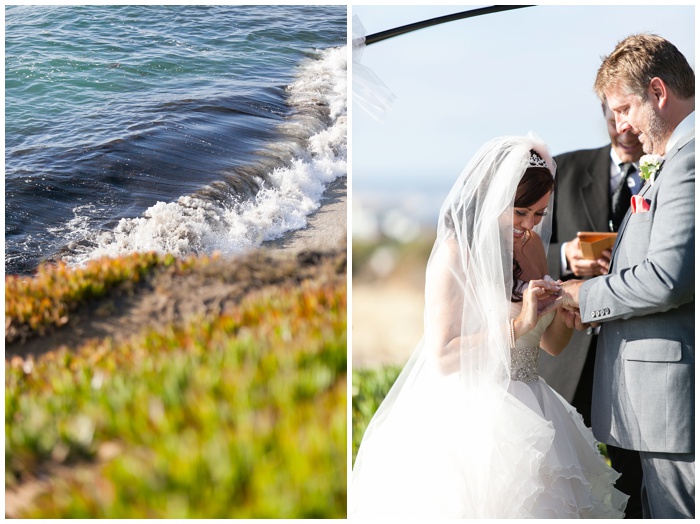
[5,251,346,518]
[351,366,401,465]
[5,252,186,343]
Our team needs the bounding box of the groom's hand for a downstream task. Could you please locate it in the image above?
[561,308,590,331]
[558,279,583,310]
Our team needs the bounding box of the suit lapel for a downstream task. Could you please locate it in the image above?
[611,182,647,266]
[635,132,690,199]
[609,131,694,266]
[638,177,654,198]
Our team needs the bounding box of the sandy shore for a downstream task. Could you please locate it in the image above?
[264,176,347,253]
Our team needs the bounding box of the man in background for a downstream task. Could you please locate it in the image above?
[540,103,644,518]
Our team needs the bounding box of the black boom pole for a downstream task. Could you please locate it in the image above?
[364,5,534,46]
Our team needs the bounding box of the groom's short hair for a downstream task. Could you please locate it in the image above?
[594,33,695,102]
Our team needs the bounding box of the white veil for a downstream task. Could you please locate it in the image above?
[352,134,559,518]
[352,15,396,121]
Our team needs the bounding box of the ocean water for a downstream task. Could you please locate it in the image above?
[5,5,347,275]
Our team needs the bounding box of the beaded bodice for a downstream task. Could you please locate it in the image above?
[509,302,555,383]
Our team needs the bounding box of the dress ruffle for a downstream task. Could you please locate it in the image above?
[352,372,628,518]
[507,378,628,518]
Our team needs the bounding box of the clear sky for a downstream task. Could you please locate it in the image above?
[351,4,695,228]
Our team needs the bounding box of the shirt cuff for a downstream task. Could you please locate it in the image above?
[560,242,573,277]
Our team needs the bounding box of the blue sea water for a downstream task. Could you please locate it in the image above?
[5,5,347,274]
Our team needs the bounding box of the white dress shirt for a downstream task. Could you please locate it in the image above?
[664,111,695,154]
[608,147,641,198]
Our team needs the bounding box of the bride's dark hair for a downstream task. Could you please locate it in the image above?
[511,159,555,302]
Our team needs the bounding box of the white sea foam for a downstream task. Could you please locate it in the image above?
[65,46,346,265]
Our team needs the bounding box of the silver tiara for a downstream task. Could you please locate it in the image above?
[528,151,548,169]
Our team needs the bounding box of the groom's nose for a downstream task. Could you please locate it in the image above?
[616,116,632,135]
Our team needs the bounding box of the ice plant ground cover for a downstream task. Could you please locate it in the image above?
[351,366,402,465]
[5,250,347,518]
[6,253,175,343]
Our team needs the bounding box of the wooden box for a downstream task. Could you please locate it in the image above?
[577,232,617,260]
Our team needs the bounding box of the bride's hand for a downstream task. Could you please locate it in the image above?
[513,278,562,340]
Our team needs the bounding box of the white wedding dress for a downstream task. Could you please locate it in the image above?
[351,304,628,518]
[504,302,628,518]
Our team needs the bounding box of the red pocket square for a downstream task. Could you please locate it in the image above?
[631,195,650,213]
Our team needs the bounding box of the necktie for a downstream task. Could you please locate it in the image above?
[610,162,635,232]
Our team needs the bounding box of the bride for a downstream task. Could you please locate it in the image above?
[351,134,628,518]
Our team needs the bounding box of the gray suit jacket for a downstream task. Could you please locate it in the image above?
[540,145,611,402]
[579,131,695,453]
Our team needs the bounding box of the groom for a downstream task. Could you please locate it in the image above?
[558,34,694,518]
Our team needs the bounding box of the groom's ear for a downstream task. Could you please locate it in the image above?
[648,77,668,109]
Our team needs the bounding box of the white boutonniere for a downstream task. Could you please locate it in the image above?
[639,154,663,185]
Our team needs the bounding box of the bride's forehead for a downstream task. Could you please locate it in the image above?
[514,191,552,210]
